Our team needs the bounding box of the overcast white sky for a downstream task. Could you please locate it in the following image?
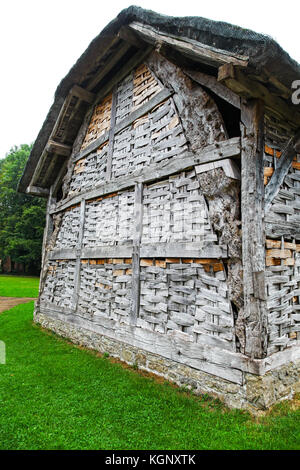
[1,0,299,159]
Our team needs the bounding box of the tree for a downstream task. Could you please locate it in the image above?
[0,144,46,274]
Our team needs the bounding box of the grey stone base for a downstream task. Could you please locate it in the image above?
[34,311,300,413]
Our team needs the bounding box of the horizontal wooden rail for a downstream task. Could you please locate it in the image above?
[51,137,241,215]
[72,88,174,164]
[48,243,228,261]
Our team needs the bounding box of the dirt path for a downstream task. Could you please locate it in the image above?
[0,297,37,313]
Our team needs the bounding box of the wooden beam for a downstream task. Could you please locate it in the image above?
[36,186,55,308]
[129,22,249,68]
[38,306,261,380]
[48,243,228,261]
[41,186,55,266]
[81,246,132,260]
[46,140,71,157]
[118,25,148,49]
[73,131,109,164]
[72,87,173,163]
[105,86,118,181]
[265,132,300,211]
[52,137,241,214]
[218,65,300,128]
[86,41,132,92]
[72,200,86,311]
[114,88,173,135]
[240,99,268,359]
[70,85,95,104]
[131,183,143,325]
[146,51,230,153]
[185,69,240,109]
[28,83,94,190]
[29,92,79,187]
[217,63,235,82]
[140,243,228,259]
[39,155,61,189]
[94,47,153,107]
[195,158,241,180]
[52,160,68,197]
[26,185,50,197]
[41,141,70,188]
[29,44,148,191]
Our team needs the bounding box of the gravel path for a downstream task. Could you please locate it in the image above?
[0,297,37,313]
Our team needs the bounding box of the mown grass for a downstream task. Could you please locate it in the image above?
[0,302,299,450]
[0,275,39,297]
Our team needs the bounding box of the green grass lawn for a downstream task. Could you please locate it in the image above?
[0,274,39,297]
[0,301,299,450]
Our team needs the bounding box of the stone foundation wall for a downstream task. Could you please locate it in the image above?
[34,311,300,413]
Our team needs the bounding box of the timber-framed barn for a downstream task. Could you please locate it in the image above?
[18,6,300,410]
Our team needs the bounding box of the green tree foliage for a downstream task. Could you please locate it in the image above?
[0,145,46,273]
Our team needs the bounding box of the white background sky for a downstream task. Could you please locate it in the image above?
[1,0,299,158]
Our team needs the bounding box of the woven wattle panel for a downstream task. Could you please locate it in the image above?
[69,142,108,196]
[132,64,162,111]
[264,143,300,353]
[54,205,80,250]
[115,72,134,125]
[111,97,187,179]
[78,259,132,323]
[82,190,135,248]
[142,170,216,245]
[139,259,235,350]
[81,93,112,150]
[40,260,76,309]
[266,239,300,354]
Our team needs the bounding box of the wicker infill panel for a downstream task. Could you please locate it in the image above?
[40,260,76,309]
[263,144,283,186]
[142,169,215,245]
[67,65,187,190]
[111,97,187,180]
[265,153,300,238]
[139,258,235,350]
[263,143,299,186]
[115,71,134,125]
[54,205,81,250]
[69,142,108,196]
[41,256,234,351]
[266,238,300,354]
[115,64,161,126]
[82,189,135,248]
[78,258,132,322]
[81,93,112,150]
[132,64,162,111]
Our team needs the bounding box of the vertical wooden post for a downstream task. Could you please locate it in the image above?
[106,86,118,181]
[37,186,55,306]
[131,182,143,324]
[41,186,55,266]
[241,99,268,359]
[72,199,86,311]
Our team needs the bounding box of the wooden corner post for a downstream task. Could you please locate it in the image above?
[240,99,268,359]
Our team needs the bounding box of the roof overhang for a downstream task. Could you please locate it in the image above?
[18,5,300,196]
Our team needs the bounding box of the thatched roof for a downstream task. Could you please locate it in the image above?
[18,5,300,195]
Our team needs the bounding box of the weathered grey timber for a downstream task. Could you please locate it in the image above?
[240,100,268,359]
[18,7,300,411]
[184,69,241,109]
[131,183,143,323]
[73,200,86,310]
[51,137,241,214]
